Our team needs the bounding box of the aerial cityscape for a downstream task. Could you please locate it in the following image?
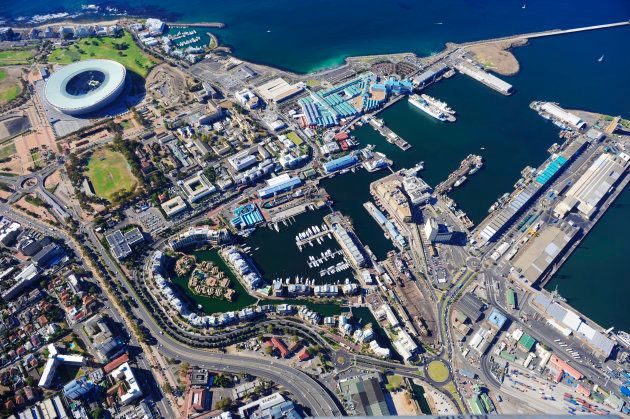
[0,0,629,418]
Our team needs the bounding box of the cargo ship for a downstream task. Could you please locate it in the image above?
[408,94,456,122]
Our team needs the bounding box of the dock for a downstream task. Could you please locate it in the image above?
[366,116,412,151]
[435,154,483,194]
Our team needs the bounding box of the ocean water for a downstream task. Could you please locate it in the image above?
[2,0,629,73]
[2,0,629,328]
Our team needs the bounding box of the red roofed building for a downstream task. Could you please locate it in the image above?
[188,388,209,412]
[334,132,349,141]
[270,337,289,358]
[103,353,129,374]
[549,355,583,380]
[297,348,310,361]
[576,384,591,397]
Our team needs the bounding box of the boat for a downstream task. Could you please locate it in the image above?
[598,54,604,62]
[421,94,456,115]
[453,176,467,187]
[468,163,483,175]
[274,224,279,232]
[408,94,455,122]
[522,3,526,9]
[617,331,630,348]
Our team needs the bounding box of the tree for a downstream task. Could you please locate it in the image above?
[90,407,103,419]
[178,361,190,376]
[263,345,273,356]
[215,397,232,411]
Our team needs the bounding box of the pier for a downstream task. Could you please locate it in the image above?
[435,154,483,194]
[366,116,412,151]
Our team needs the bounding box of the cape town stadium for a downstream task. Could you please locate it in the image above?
[44,59,126,115]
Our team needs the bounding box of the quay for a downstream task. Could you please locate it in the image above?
[366,116,412,151]
[435,154,483,194]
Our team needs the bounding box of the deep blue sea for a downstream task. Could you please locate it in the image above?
[2,0,629,73]
[2,0,629,328]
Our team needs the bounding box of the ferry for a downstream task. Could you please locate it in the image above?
[453,176,467,187]
[468,163,483,175]
[408,94,455,122]
[421,94,456,116]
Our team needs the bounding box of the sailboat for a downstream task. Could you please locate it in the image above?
[598,54,605,62]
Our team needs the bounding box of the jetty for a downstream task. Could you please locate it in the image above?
[366,116,411,151]
[435,154,483,194]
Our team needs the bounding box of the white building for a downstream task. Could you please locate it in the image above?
[179,171,217,203]
[554,153,627,219]
[109,362,143,405]
[228,150,258,172]
[145,18,165,36]
[161,195,187,217]
[540,102,586,130]
[256,78,304,103]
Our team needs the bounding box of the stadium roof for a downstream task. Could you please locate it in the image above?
[45,59,126,115]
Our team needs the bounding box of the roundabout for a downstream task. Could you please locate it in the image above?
[425,358,451,386]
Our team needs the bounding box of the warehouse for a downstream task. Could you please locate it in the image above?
[554,153,627,219]
[257,174,302,199]
[256,77,304,103]
[511,221,579,286]
[540,102,586,130]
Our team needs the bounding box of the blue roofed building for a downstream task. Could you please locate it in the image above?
[384,77,413,95]
[231,204,265,228]
[323,155,359,174]
[64,376,94,400]
[487,307,508,330]
[536,155,568,185]
[258,174,302,199]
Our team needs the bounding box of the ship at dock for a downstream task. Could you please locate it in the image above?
[421,94,456,116]
[408,94,456,122]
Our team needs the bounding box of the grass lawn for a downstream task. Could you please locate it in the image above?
[0,85,20,103]
[119,119,133,130]
[385,374,404,391]
[86,148,138,201]
[286,131,303,146]
[427,360,450,383]
[0,49,36,65]
[0,142,16,159]
[0,69,6,81]
[48,31,156,77]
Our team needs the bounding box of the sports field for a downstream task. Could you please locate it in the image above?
[48,31,156,77]
[86,148,137,201]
